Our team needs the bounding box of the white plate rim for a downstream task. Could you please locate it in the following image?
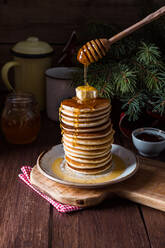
[36,144,139,188]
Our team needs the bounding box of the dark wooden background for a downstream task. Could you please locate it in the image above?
[0,0,164,88]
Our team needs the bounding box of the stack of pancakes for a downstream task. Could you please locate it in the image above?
[60,97,114,175]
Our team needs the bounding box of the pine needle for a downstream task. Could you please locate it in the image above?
[113,64,137,95]
[121,92,148,121]
[137,42,161,65]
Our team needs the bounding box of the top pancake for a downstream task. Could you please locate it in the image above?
[61,97,110,113]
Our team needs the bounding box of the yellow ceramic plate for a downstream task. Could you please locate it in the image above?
[37,144,138,188]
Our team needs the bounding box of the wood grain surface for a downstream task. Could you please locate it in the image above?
[31,156,165,211]
[0,0,141,43]
[52,199,150,248]
[0,1,164,44]
[0,137,50,248]
[0,115,165,248]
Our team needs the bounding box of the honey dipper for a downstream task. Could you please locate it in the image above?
[77,6,165,65]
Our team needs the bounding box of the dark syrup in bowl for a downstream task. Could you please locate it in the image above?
[136,132,164,142]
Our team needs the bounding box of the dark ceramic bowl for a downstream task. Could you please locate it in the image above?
[132,128,165,157]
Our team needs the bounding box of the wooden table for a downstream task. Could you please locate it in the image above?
[1,115,165,248]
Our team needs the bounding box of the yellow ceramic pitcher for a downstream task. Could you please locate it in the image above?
[1,37,54,110]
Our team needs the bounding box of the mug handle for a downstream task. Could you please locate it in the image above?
[1,61,20,91]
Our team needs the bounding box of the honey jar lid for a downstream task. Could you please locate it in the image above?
[11,36,54,58]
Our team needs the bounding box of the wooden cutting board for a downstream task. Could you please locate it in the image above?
[30,157,165,211]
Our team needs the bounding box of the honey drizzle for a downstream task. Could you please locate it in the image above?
[59,105,64,143]
[84,65,88,86]
[72,64,90,146]
[73,108,80,146]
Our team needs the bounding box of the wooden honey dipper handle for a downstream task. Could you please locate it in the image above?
[77,6,165,65]
[109,6,165,45]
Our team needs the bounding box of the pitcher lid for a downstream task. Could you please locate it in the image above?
[11,36,54,57]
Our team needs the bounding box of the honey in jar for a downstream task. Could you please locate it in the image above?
[1,92,40,144]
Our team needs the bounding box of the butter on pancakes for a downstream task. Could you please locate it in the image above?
[59,85,114,175]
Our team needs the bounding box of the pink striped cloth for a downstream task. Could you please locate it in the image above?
[18,166,81,213]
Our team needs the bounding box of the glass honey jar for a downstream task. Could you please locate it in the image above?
[1,92,40,144]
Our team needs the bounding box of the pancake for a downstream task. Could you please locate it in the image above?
[66,152,111,164]
[61,120,111,133]
[63,139,114,150]
[61,105,111,117]
[65,153,112,169]
[59,90,114,175]
[65,160,112,175]
[63,125,113,139]
[63,143,111,155]
[63,133,114,145]
[62,116,109,128]
[64,146,110,158]
[61,111,110,122]
[61,97,110,113]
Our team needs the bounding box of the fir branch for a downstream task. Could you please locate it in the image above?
[151,90,165,116]
[113,64,137,95]
[110,36,137,60]
[98,80,115,99]
[132,59,165,91]
[143,68,160,91]
[89,64,115,98]
[153,100,165,116]
[137,42,161,66]
[121,92,148,121]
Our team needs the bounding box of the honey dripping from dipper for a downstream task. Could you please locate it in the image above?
[84,65,88,86]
